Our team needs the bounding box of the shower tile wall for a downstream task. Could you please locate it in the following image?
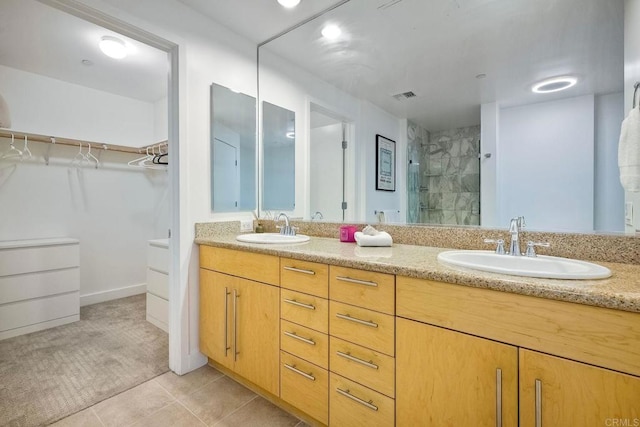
[421,125,480,225]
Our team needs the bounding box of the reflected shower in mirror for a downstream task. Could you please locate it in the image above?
[262,101,295,211]
[210,83,256,212]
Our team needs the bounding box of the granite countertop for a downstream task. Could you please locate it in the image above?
[195,234,640,314]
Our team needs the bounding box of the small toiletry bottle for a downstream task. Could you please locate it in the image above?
[255,223,264,233]
[339,225,356,242]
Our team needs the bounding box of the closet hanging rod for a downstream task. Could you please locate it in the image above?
[0,130,167,154]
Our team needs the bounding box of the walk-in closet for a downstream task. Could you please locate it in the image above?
[0,1,171,425]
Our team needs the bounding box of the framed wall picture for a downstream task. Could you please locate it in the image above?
[376,134,396,191]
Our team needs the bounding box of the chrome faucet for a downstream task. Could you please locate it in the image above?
[508,216,525,256]
[276,212,296,236]
[311,211,324,221]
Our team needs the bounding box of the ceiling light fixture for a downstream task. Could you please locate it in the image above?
[99,36,127,59]
[531,76,577,93]
[277,0,301,8]
[321,24,342,40]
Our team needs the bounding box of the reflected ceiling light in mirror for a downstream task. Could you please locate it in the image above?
[286,131,295,139]
[321,24,342,40]
[99,36,127,59]
[277,0,301,8]
[532,76,577,93]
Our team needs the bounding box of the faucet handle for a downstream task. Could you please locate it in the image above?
[484,238,506,255]
[525,241,550,257]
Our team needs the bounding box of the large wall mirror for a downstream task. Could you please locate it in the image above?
[210,83,256,212]
[258,0,629,234]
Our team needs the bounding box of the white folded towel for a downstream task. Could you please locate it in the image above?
[619,107,640,192]
[361,225,380,236]
[354,231,393,247]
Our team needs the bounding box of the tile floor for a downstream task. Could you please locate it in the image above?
[51,365,308,427]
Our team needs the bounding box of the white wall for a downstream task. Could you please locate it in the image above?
[624,0,640,233]
[311,123,343,221]
[0,65,158,147]
[0,139,169,303]
[498,95,595,232]
[594,92,625,232]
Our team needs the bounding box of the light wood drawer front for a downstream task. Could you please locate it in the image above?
[330,336,395,398]
[329,301,395,357]
[329,266,394,315]
[397,276,640,378]
[281,319,329,369]
[199,246,279,286]
[281,259,328,298]
[281,289,328,333]
[329,373,394,427]
[281,351,329,425]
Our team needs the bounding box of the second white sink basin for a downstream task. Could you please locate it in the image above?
[236,233,310,244]
[437,250,611,280]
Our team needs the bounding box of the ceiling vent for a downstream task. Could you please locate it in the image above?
[393,91,417,101]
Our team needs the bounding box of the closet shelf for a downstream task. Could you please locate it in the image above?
[0,129,167,154]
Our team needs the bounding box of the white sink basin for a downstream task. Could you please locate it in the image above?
[437,250,611,280]
[236,233,310,244]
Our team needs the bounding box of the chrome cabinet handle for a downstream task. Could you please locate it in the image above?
[284,363,316,381]
[283,298,315,310]
[283,330,316,345]
[336,387,378,411]
[496,368,502,427]
[224,287,230,356]
[535,379,542,427]
[233,289,239,361]
[336,312,378,328]
[283,266,316,275]
[335,276,378,287]
[336,351,379,370]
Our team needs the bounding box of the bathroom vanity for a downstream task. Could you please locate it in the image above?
[196,233,640,426]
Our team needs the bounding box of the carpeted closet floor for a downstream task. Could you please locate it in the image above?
[0,294,169,427]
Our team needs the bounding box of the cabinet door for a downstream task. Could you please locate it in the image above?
[199,269,234,370]
[396,318,518,427]
[234,277,280,396]
[520,349,640,426]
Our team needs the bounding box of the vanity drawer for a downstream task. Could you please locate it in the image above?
[329,373,394,427]
[281,288,328,333]
[329,301,395,356]
[199,246,279,286]
[329,266,394,315]
[281,258,328,298]
[281,351,328,425]
[281,319,329,369]
[330,336,395,398]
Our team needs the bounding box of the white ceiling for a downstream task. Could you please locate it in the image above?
[260,0,624,132]
[0,0,168,103]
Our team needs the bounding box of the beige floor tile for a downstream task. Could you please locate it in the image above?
[155,365,224,400]
[215,397,300,427]
[130,402,206,427]
[93,380,175,427]
[179,376,256,426]
[50,407,103,427]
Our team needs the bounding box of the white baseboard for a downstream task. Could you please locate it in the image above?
[80,283,147,307]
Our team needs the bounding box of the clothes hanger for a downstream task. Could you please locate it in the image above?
[70,142,87,168]
[0,134,24,161]
[21,135,33,160]
[86,143,100,168]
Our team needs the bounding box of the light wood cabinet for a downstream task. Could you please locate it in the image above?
[396,317,518,426]
[199,268,279,396]
[519,349,640,426]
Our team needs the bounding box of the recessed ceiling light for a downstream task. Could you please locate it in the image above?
[532,76,577,93]
[321,24,341,40]
[475,73,487,79]
[99,36,127,59]
[277,0,301,8]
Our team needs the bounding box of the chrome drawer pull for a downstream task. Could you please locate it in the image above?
[335,276,378,287]
[283,330,316,345]
[336,351,379,370]
[496,368,502,427]
[284,266,316,275]
[283,298,316,310]
[535,379,542,427]
[284,363,316,381]
[336,313,378,328]
[336,387,378,411]
[224,287,230,356]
